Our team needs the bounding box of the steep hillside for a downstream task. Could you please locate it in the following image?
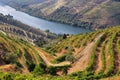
[0,27,70,73]
[44,26,120,79]
[1,23,120,79]
[1,0,120,29]
[1,24,120,79]
[0,31,41,73]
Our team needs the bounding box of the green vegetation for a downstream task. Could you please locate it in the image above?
[0,13,58,47]
[42,26,120,79]
[0,32,41,72]
[53,54,75,63]
[0,31,71,79]
[1,15,120,79]
[0,72,73,80]
[86,36,102,71]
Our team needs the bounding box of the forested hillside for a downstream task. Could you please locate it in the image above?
[1,0,120,29]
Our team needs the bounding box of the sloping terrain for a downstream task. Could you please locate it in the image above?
[0,13,58,47]
[1,22,120,79]
[0,23,70,74]
[68,33,103,74]
[44,26,120,79]
[1,0,120,29]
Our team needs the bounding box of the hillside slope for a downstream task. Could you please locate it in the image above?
[0,13,58,47]
[0,25,70,74]
[44,26,120,79]
[1,23,120,79]
[1,0,120,29]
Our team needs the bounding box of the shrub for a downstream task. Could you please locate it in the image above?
[2,73,15,80]
[65,55,75,63]
[3,52,18,64]
[54,54,67,63]
[26,62,35,72]
[62,66,68,75]
[47,66,57,75]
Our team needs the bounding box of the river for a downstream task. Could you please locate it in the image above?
[0,2,91,34]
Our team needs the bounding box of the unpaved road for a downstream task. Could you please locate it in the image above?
[0,64,12,69]
[68,33,103,74]
[35,34,103,69]
[36,48,71,67]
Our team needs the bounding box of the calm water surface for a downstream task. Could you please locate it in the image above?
[0,2,91,34]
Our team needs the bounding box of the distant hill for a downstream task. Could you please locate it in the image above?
[1,0,120,29]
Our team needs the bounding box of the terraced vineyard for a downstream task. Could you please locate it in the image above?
[1,24,120,79]
[45,26,120,79]
[0,26,71,79]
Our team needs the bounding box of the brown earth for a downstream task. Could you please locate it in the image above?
[68,34,103,74]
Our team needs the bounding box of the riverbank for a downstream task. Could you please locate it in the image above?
[0,2,92,34]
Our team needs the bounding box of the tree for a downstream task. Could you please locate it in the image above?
[63,34,67,39]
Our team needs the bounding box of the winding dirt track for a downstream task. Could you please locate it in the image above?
[0,64,16,72]
[36,48,71,67]
[0,33,103,73]
[68,33,103,74]
[0,64,12,69]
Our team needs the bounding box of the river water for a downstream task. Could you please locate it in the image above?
[0,2,91,34]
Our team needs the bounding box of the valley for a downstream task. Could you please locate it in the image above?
[1,0,120,30]
[0,2,91,34]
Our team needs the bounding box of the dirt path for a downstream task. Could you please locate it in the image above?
[68,34,103,74]
[35,48,71,67]
[0,64,16,72]
[0,30,6,35]
[0,64,12,69]
[37,48,56,61]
